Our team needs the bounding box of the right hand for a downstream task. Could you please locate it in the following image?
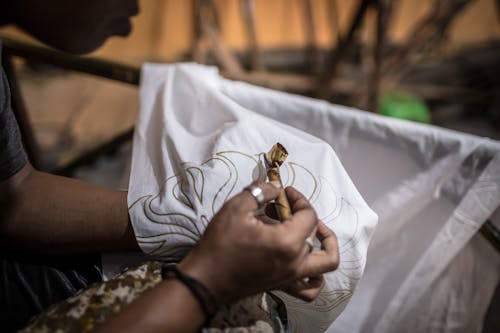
[178,182,339,304]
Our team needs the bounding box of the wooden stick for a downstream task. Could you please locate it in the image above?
[266,143,292,221]
[267,165,292,221]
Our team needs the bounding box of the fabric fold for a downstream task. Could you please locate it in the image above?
[128,63,378,332]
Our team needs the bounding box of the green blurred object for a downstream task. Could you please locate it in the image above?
[379,91,430,123]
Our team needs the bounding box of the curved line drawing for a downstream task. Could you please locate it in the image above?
[317,176,341,222]
[129,148,365,330]
[215,153,240,209]
[185,166,204,204]
[172,180,194,209]
[137,239,166,256]
[139,230,198,246]
[207,156,234,215]
[145,196,201,239]
[200,215,210,229]
[288,162,318,201]
[128,194,151,210]
[336,199,360,253]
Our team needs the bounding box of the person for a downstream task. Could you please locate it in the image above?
[0,1,340,332]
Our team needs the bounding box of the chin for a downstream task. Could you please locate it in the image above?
[27,18,133,55]
[65,20,133,54]
[110,18,133,37]
[49,37,107,55]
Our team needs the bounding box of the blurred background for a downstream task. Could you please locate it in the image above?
[0,0,499,184]
[1,2,499,331]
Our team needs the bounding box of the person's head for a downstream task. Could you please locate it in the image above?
[1,0,139,54]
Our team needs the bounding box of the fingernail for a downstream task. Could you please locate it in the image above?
[269,180,281,188]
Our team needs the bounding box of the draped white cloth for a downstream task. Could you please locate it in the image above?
[127,63,378,332]
[105,63,500,333]
[210,69,500,333]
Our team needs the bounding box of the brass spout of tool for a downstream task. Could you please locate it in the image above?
[265,143,292,221]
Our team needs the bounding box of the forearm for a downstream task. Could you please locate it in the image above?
[95,279,206,333]
[0,164,138,253]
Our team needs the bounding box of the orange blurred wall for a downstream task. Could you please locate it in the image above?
[1,0,499,64]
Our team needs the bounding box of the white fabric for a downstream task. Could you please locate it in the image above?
[212,74,500,333]
[104,62,500,333]
[216,75,500,333]
[127,63,378,332]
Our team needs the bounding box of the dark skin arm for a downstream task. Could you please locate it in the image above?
[0,163,139,253]
[96,183,339,333]
[1,1,140,254]
[0,160,338,332]
[94,278,207,333]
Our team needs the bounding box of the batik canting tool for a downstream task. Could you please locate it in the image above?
[265,143,292,221]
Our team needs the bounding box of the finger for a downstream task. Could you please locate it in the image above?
[279,188,318,243]
[280,206,318,245]
[232,181,281,212]
[282,287,320,302]
[286,187,314,213]
[298,224,318,255]
[306,226,318,250]
[297,275,324,290]
[316,221,338,253]
[280,275,325,302]
[297,224,339,278]
[280,273,323,289]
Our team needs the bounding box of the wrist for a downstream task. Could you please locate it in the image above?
[162,264,220,325]
[178,253,233,304]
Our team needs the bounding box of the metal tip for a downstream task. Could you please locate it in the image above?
[266,142,288,166]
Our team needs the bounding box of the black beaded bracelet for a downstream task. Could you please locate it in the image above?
[161,264,219,323]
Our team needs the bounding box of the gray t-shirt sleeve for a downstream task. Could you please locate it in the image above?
[0,61,28,181]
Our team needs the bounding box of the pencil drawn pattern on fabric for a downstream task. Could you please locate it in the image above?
[129,150,266,260]
[129,149,364,333]
[127,63,379,333]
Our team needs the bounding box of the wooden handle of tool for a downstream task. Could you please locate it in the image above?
[267,167,292,221]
